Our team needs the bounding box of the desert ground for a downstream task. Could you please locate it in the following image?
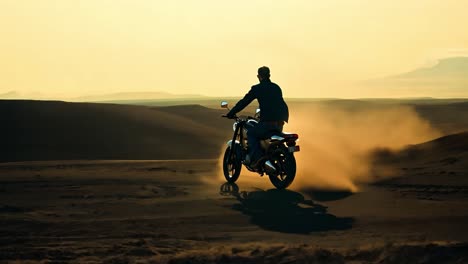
[1,99,468,263]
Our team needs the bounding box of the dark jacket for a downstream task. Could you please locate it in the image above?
[228,79,289,122]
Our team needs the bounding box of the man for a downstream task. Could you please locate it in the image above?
[226,66,289,166]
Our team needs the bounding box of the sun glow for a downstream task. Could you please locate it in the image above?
[1,0,468,99]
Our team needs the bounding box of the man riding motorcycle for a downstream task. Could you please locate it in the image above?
[226,66,289,167]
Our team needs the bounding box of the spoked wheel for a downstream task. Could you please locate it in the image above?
[222,144,242,183]
[268,148,296,189]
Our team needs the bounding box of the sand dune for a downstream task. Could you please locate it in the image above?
[0,132,467,262]
[1,99,468,262]
[0,100,232,162]
[371,131,468,198]
[412,102,468,134]
[3,99,468,163]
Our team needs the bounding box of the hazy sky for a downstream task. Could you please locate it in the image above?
[1,0,468,98]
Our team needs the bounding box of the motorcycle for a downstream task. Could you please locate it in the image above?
[220,101,300,189]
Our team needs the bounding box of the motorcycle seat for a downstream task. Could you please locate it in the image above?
[280,132,298,139]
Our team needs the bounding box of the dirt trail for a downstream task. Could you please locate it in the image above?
[1,160,467,263]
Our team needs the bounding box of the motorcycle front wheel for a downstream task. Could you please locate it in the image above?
[222,144,242,183]
[268,147,296,189]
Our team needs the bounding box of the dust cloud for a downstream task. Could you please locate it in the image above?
[284,104,441,192]
[214,103,440,192]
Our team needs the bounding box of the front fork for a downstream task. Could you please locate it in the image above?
[228,122,243,162]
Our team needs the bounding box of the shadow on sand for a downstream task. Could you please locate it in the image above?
[302,188,354,202]
[220,183,354,234]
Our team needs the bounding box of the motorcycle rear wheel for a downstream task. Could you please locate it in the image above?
[268,148,296,189]
[223,145,242,183]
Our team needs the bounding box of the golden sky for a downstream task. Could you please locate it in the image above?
[1,0,468,98]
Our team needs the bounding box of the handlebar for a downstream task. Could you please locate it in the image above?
[222,115,258,122]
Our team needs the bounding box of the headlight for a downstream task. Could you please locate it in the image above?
[233,122,237,132]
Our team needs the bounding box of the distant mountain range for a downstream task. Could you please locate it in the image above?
[0,91,207,101]
[364,57,468,97]
[392,57,468,80]
[3,57,467,100]
[70,91,207,102]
